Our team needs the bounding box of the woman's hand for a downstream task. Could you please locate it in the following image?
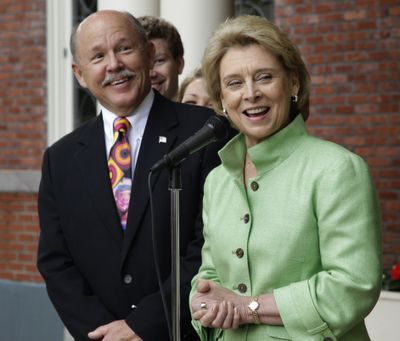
[191,279,248,329]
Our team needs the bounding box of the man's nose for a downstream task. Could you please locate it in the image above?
[149,68,157,79]
[107,53,122,71]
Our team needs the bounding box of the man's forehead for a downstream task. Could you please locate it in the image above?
[77,11,133,37]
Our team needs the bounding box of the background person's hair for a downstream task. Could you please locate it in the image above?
[202,15,310,120]
[138,15,184,60]
[177,67,203,102]
[70,11,148,65]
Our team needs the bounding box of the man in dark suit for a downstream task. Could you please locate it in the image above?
[37,10,227,341]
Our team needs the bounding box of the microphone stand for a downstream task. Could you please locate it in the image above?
[169,166,181,341]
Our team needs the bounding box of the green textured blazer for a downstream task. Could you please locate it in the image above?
[191,115,382,341]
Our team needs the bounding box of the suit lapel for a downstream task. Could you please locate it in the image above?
[121,93,179,261]
[74,115,124,245]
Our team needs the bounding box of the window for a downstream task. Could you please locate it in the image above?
[72,0,98,127]
[235,0,274,20]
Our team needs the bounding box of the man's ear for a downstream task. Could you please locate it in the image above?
[72,62,87,88]
[176,56,185,75]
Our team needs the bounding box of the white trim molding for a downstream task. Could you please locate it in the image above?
[46,0,74,146]
[366,290,400,341]
[0,170,41,193]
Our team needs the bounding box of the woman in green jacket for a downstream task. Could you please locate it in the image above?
[190,15,381,341]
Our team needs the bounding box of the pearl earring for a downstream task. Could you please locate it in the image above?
[291,95,298,103]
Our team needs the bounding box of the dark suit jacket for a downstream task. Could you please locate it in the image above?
[37,92,231,340]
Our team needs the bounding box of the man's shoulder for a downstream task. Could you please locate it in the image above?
[49,115,101,152]
[173,102,215,124]
[152,93,216,135]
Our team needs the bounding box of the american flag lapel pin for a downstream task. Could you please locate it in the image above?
[159,136,167,143]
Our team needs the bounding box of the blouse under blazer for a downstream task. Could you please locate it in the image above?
[191,115,381,341]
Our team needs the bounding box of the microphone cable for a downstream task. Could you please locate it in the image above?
[148,170,173,341]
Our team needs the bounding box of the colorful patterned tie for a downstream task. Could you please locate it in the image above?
[108,117,132,230]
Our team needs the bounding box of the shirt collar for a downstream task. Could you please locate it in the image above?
[219,114,309,179]
[102,89,154,137]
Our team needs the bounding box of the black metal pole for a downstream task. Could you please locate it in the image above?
[169,166,181,341]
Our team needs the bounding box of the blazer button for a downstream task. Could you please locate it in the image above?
[238,283,247,293]
[123,274,133,285]
[235,248,244,258]
[243,214,250,224]
[250,181,259,191]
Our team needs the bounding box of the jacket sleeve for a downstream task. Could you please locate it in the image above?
[37,148,116,340]
[274,154,382,340]
[189,172,224,341]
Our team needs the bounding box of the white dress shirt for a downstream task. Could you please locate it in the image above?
[102,90,154,179]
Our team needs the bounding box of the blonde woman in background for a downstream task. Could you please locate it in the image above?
[178,68,212,108]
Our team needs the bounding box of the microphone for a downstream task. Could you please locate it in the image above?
[150,115,230,172]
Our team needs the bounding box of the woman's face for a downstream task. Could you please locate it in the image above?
[181,78,212,108]
[219,44,298,148]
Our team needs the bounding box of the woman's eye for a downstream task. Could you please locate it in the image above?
[258,73,272,81]
[226,80,242,88]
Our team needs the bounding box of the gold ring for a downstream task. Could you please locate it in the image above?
[200,302,207,310]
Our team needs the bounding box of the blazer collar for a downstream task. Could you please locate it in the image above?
[75,115,124,245]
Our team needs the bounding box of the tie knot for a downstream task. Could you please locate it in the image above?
[114,117,130,134]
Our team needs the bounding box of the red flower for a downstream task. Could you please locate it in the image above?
[391,264,400,281]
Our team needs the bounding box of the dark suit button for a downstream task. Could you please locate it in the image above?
[235,248,244,258]
[243,214,250,224]
[123,274,133,284]
[238,283,247,293]
[250,181,259,191]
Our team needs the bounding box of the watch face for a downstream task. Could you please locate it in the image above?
[249,301,259,310]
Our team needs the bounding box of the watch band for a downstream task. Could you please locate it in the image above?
[248,297,260,324]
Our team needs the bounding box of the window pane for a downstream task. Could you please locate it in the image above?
[72,0,98,128]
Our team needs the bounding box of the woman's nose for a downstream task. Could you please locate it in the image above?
[243,83,261,101]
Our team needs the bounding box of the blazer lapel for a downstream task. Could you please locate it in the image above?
[74,115,124,245]
[121,93,179,261]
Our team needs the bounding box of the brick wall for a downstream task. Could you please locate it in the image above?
[0,0,46,170]
[275,0,400,269]
[0,193,41,282]
[0,0,46,283]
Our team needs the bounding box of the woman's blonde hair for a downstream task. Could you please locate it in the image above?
[202,15,310,120]
[177,67,203,102]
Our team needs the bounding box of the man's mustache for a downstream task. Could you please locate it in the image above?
[102,70,135,87]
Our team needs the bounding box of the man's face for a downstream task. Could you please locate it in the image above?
[72,11,154,116]
[149,38,184,100]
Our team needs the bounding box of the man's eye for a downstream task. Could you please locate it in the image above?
[119,46,131,52]
[154,58,166,65]
[93,53,103,60]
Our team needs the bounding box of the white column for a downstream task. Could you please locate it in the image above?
[46,0,74,145]
[161,0,234,80]
[98,0,160,16]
